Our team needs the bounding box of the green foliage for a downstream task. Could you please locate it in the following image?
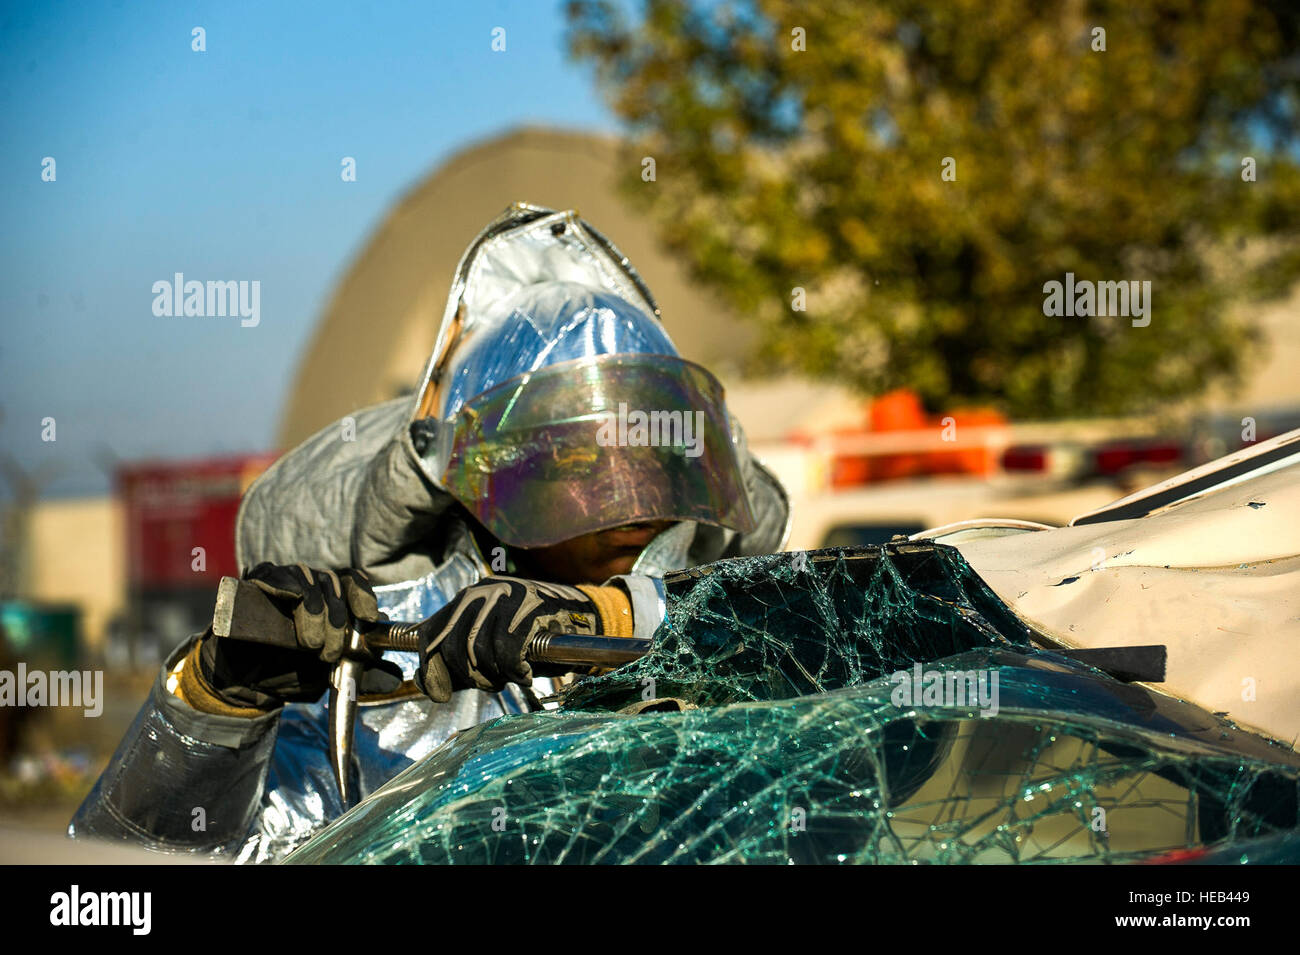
[567,0,1300,417]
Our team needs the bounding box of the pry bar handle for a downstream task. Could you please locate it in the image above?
[212,576,650,665]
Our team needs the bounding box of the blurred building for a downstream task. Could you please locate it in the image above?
[277,126,782,447]
[114,454,277,659]
[20,496,122,651]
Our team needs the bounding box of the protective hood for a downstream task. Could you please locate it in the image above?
[408,203,756,549]
[412,202,667,425]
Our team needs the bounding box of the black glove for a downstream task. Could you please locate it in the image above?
[200,562,402,709]
[416,577,601,703]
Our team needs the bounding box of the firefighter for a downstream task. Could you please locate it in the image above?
[69,204,789,861]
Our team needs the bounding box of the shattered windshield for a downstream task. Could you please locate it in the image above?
[287,545,1300,864]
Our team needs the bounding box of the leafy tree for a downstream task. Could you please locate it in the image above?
[566,0,1300,417]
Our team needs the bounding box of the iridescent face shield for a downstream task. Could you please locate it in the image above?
[439,355,756,549]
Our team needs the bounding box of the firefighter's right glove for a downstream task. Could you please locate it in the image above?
[415,577,605,703]
[196,563,402,710]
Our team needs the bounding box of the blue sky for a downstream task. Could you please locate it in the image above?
[0,0,619,498]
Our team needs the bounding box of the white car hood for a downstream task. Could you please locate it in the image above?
[956,431,1300,745]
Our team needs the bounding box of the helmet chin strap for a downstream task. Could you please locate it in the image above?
[630,521,697,578]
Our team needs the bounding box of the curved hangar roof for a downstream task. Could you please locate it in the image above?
[277,126,751,449]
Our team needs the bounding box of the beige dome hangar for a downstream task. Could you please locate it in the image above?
[275,126,779,450]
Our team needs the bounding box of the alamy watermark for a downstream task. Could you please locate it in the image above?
[152,273,260,327]
[0,664,103,717]
[889,663,999,718]
[50,885,150,935]
[595,403,705,458]
[1042,272,1150,327]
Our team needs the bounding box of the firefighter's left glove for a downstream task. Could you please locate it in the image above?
[198,563,402,709]
[416,577,604,703]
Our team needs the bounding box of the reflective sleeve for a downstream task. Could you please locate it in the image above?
[608,574,666,639]
[68,636,282,856]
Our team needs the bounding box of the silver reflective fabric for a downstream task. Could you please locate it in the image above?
[374,549,485,625]
[438,279,678,424]
[632,521,698,578]
[414,204,662,430]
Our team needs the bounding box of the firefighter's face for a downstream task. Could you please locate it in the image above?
[513,521,674,584]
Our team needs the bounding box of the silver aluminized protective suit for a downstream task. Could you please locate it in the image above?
[68,205,790,862]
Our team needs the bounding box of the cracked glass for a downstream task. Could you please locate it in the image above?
[286,544,1300,864]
